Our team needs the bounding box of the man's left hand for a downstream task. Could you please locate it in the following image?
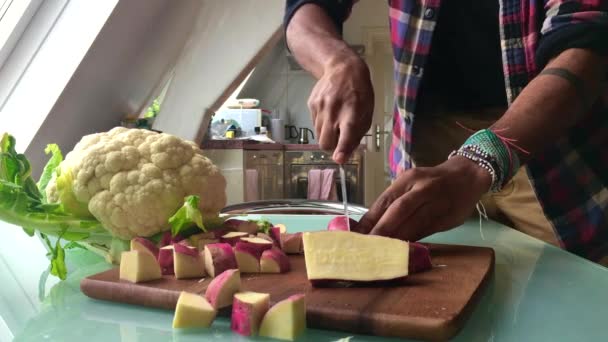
[354,156,492,241]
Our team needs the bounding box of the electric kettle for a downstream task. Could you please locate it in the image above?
[298,127,314,144]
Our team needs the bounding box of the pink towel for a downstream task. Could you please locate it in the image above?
[245,169,259,202]
[308,169,338,201]
[320,169,338,201]
[307,169,322,200]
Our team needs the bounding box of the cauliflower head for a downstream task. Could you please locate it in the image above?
[45,127,227,240]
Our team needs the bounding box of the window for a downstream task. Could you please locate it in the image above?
[0,0,43,67]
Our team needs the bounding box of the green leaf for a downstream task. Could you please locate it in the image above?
[37,144,63,202]
[169,195,205,237]
[22,226,35,236]
[0,134,113,279]
[250,218,273,234]
[64,241,86,250]
[50,239,67,280]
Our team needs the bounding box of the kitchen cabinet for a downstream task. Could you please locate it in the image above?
[202,142,365,206]
[244,150,284,201]
[203,149,246,206]
[203,144,286,206]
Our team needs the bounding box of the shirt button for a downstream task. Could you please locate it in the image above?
[424,8,435,19]
[412,65,422,76]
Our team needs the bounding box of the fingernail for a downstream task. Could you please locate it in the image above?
[334,152,345,164]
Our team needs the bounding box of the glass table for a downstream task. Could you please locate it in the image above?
[1,215,607,341]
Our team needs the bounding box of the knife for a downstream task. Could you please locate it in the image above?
[339,165,350,231]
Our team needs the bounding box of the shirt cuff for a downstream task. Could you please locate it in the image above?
[283,0,354,35]
[536,22,608,68]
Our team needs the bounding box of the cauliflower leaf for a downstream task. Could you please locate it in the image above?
[169,195,205,237]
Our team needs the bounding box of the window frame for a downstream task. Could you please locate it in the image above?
[0,0,68,109]
[0,0,43,67]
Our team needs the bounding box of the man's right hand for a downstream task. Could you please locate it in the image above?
[308,55,374,164]
[285,3,373,164]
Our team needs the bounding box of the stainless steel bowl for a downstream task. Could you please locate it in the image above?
[221,200,368,216]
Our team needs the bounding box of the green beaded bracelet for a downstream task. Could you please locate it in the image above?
[460,129,520,192]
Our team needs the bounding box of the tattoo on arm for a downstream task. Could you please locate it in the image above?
[538,68,590,111]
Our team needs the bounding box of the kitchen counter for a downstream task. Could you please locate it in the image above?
[2,216,608,341]
[201,139,366,151]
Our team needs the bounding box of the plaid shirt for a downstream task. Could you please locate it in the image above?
[285,0,608,261]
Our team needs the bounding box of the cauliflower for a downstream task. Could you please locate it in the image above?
[45,127,227,240]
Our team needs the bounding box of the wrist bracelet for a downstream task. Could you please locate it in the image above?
[448,149,497,190]
[448,129,520,192]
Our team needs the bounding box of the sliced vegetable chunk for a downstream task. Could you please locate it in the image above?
[260,249,290,273]
[173,244,206,279]
[259,294,306,341]
[203,243,237,277]
[205,269,241,309]
[172,291,216,328]
[119,250,162,283]
[302,231,409,282]
[231,291,270,336]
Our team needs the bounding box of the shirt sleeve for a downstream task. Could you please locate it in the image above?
[536,1,608,68]
[284,0,356,35]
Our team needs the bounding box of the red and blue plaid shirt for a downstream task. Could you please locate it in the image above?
[285,0,608,261]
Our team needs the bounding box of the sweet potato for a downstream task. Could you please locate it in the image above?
[204,269,241,309]
[327,215,358,231]
[159,231,172,247]
[119,250,162,283]
[173,244,206,279]
[172,291,216,328]
[203,243,238,277]
[259,294,306,341]
[255,233,275,244]
[234,238,273,273]
[302,231,409,283]
[240,237,274,250]
[197,238,219,251]
[158,245,175,275]
[231,292,270,336]
[188,231,216,246]
[224,219,259,234]
[409,242,432,273]
[275,223,287,233]
[281,233,303,254]
[269,227,282,245]
[220,232,249,246]
[130,237,159,259]
[260,249,290,273]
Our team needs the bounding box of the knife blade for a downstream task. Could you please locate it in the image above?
[339,165,350,231]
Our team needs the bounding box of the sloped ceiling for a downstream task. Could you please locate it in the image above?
[152,0,285,143]
[25,0,203,177]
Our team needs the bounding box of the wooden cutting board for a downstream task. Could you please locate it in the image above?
[81,243,494,341]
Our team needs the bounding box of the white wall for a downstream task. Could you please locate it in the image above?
[343,0,390,44]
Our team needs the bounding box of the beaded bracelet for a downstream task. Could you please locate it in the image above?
[447,149,498,189]
[448,129,520,192]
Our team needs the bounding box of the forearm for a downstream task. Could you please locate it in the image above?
[492,48,607,163]
[286,4,360,79]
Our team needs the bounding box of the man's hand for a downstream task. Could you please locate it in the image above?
[285,3,373,164]
[308,56,374,164]
[354,156,492,241]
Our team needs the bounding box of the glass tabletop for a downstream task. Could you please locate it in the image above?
[1,215,607,342]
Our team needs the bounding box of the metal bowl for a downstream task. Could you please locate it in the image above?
[220,200,368,216]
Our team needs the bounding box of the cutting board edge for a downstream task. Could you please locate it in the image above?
[307,247,495,341]
[81,274,180,310]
